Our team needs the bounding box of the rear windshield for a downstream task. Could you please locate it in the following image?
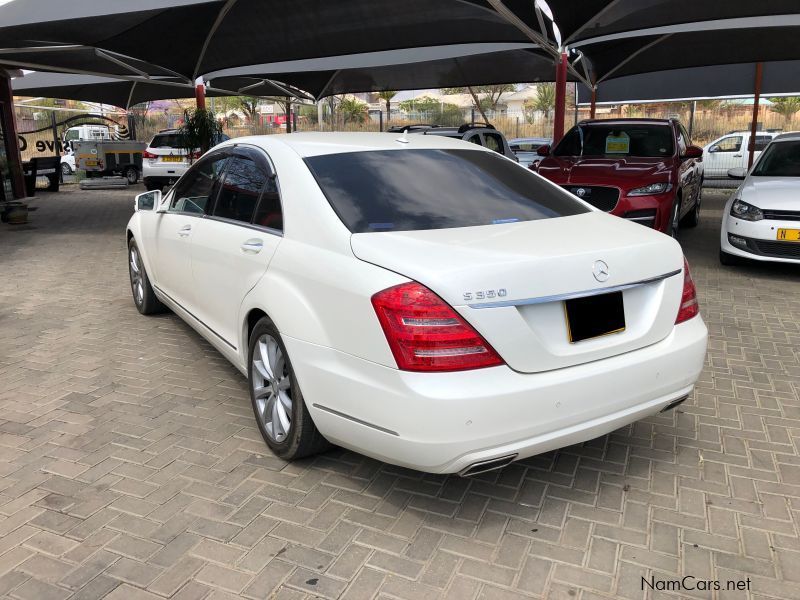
[555,124,674,158]
[150,134,185,149]
[304,149,589,233]
[752,140,800,177]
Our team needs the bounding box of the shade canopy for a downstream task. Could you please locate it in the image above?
[210,46,570,99]
[577,61,800,105]
[0,1,556,81]
[10,71,304,109]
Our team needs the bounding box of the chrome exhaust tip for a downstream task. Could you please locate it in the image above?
[660,395,688,412]
[458,453,518,477]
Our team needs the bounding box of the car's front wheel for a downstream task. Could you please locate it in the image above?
[61,163,73,176]
[719,248,744,266]
[128,238,165,315]
[125,166,139,185]
[248,317,329,460]
[682,183,702,228]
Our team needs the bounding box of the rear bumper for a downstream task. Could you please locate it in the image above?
[285,316,707,474]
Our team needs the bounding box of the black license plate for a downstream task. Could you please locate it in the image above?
[564,291,625,343]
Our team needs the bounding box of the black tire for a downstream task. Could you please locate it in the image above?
[682,183,701,228]
[128,238,165,315]
[248,316,330,460]
[125,166,139,185]
[667,195,681,238]
[61,163,73,176]
[719,249,744,266]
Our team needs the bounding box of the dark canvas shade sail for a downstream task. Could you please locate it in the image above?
[10,72,298,109]
[210,47,570,99]
[0,0,548,80]
[577,60,800,104]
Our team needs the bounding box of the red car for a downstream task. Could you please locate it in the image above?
[533,119,704,236]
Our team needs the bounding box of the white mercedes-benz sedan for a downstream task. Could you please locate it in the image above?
[720,133,800,265]
[126,132,707,475]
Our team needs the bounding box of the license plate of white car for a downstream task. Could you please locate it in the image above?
[161,156,182,163]
[564,291,626,343]
[777,228,800,242]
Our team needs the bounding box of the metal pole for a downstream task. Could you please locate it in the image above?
[195,84,206,110]
[688,100,696,138]
[590,87,597,119]
[285,100,292,133]
[748,62,763,169]
[379,110,383,132]
[573,82,578,126]
[317,101,323,131]
[51,111,61,183]
[553,52,568,144]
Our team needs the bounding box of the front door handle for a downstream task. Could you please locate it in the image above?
[178,224,192,237]
[241,238,263,254]
[733,153,742,158]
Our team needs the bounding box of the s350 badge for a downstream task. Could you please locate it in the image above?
[463,289,507,302]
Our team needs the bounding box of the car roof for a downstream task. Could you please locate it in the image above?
[509,137,550,143]
[226,132,480,158]
[577,118,673,126]
[770,131,800,142]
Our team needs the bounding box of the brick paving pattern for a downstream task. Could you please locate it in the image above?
[0,185,798,599]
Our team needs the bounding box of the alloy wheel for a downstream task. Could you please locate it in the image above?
[251,334,293,443]
[129,247,144,305]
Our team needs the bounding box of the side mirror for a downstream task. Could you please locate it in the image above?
[135,189,161,211]
[727,167,747,180]
[682,145,703,160]
[708,145,719,153]
[536,144,551,157]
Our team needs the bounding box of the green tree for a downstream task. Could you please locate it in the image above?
[523,83,556,122]
[237,96,260,124]
[376,90,397,124]
[398,96,461,125]
[442,84,514,122]
[338,97,368,124]
[769,97,800,125]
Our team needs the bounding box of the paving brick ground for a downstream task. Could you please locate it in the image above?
[1,184,799,600]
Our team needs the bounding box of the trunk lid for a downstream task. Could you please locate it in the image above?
[352,212,685,373]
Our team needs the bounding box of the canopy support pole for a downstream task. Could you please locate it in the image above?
[590,86,597,119]
[748,62,763,169]
[0,73,25,199]
[553,52,568,145]
[195,82,206,110]
[688,100,696,138]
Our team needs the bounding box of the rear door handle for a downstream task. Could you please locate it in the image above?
[733,154,742,157]
[178,224,192,237]
[241,238,263,254]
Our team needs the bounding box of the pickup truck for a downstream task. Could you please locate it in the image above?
[74,139,146,184]
[702,131,779,178]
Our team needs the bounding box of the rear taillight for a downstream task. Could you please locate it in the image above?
[142,150,157,159]
[191,151,202,159]
[371,282,504,372]
[675,257,699,324]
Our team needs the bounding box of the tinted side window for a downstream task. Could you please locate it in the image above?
[754,136,773,151]
[253,175,283,231]
[483,132,504,154]
[213,156,267,223]
[465,133,483,146]
[170,153,228,214]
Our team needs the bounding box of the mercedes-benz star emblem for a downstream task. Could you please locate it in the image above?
[592,260,610,282]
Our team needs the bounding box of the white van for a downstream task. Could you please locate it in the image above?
[63,124,112,147]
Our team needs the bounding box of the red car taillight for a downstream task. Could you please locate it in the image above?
[142,150,157,159]
[371,282,504,372]
[675,257,699,324]
[191,151,202,159]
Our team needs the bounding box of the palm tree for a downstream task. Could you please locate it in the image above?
[338,97,368,124]
[769,97,800,127]
[531,83,556,119]
[377,90,397,126]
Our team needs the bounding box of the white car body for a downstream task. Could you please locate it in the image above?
[127,132,707,474]
[720,134,800,264]
[141,130,194,191]
[703,131,778,178]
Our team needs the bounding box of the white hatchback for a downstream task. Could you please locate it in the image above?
[126,133,707,475]
[720,134,800,265]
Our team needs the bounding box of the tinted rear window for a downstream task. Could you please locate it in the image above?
[555,124,674,158]
[150,134,185,148]
[304,149,589,233]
